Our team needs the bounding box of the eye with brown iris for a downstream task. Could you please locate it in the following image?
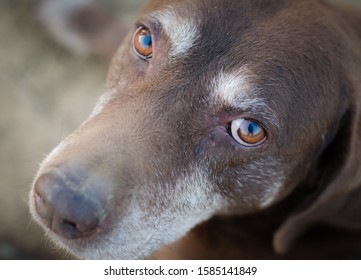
[133,26,153,60]
[229,118,266,147]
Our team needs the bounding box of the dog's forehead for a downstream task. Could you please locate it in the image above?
[145,0,297,54]
[134,0,342,131]
[144,0,329,81]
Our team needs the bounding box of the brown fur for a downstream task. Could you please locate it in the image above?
[30,0,361,259]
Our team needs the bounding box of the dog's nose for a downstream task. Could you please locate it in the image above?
[34,171,107,239]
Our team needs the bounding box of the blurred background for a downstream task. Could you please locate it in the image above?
[0,0,360,260]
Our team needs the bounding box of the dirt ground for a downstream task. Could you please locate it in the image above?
[0,0,360,260]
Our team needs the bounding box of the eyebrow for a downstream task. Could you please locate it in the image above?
[147,7,200,56]
[211,67,280,128]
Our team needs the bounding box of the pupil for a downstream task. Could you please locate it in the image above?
[247,122,259,135]
[140,34,152,49]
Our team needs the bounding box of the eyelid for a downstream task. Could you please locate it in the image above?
[133,20,163,62]
[134,20,161,42]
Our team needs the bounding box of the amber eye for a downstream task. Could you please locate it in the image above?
[133,26,153,60]
[229,119,266,147]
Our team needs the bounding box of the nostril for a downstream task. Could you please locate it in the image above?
[54,216,101,239]
[35,192,43,205]
[57,219,95,239]
[34,191,48,223]
[34,175,56,226]
[63,219,77,229]
[34,191,45,209]
[33,171,107,239]
[61,219,81,238]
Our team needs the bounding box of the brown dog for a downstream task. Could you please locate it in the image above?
[30,0,361,259]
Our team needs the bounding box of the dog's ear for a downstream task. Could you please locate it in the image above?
[273,105,361,254]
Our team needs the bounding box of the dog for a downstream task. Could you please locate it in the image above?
[29,0,361,259]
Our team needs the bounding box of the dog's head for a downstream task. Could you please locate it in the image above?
[29,0,361,259]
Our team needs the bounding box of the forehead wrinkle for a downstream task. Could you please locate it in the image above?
[148,6,200,57]
[211,67,280,128]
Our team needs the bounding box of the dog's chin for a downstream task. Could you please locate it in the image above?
[43,223,193,260]
[48,233,158,260]
[30,197,204,260]
[29,209,159,259]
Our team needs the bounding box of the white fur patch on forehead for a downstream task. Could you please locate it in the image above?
[212,66,255,106]
[149,7,199,56]
[211,66,279,127]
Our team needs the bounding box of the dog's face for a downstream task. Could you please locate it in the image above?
[30,0,355,259]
